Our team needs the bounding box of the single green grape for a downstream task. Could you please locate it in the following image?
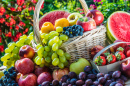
[16,41,21,47]
[44,34,49,39]
[6,60,12,66]
[52,43,58,51]
[45,56,51,63]
[56,49,64,56]
[64,52,71,60]
[12,54,18,59]
[41,58,45,64]
[48,52,52,57]
[8,43,15,51]
[20,35,27,39]
[2,53,11,61]
[38,46,44,52]
[24,38,30,44]
[64,60,69,67]
[51,53,58,60]
[19,38,25,44]
[39,64,44,67]
[49,31,59,36]
[45,46,51,52]
[43,51,48,57]
[36,44,42,49]
[57,39,62,47]
[5,48,11,53]
[48,39,54,46]
[41,33,46,39]
[53,36,59,43]
[28,35,33,41]
[3,61,7,66]
[56,26,63,32]
[8,42,15,47]
[36,57,42,65]
[12,47,19,54]
[29,32,33,36]
[58,62,64,69]
[52,58,59,66]
[59,55,66,63]
[59,35,68,41]
[42,39,48,44]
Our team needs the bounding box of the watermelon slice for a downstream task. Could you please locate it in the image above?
[107,11,130,43]
[39,10,70,30]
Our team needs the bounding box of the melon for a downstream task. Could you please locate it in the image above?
[39,10,70,30]
[107,11,130,43]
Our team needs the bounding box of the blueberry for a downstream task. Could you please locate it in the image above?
[112,71,121,78]
[63,27,67,31]
[68,72,77,79]
[65,31,69,36]
[109,82,117,86]
[70,78,77,85]
[84,66,92,73]
[7,83,12,86]
[60,75,69,83]
[80,28,84,32]
[62,31,65,34]
[8,68,13,73]
[7,78,12,83]
[11,80,15,83]
[38,85,42,86]
[4,71,8,74]
[9,74,15,79]
[12,72,17,77]
[4,72,9,77]
[3,79,7,83]
[92,69,98,75]
[0,79,2,83]
[77,30,80,35]
[87,71,93,74]
[12,83,16,86]
[68,28,72,32]
[79,32,83,36]
[69,34,73,38]
[104,74,111,80]
[72,25,76,29]
[10,67,15,70]
[72,29,75,32]
[75,34,78,36]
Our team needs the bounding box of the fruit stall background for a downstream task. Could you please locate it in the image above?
[0,0,130,65]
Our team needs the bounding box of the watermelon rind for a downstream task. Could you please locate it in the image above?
[106,11,130,43]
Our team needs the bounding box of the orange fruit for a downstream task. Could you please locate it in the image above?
[55,18,69,28]
[41,22,55,33]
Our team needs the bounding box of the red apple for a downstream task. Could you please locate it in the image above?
[86,9,104,26]
[19,45,35,59]
[18,73,37,86]
[76,17,96,32]
[34,66,51,76]
[37,72,52,85]
[121,59,130,78]
[16,73,23,83]
[53,68,69,81]
[15,58,34,75]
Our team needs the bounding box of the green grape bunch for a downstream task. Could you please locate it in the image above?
[1,32,34,69]
[35,27,71,69]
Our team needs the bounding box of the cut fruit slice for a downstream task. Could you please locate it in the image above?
[39,10,70,30]
[107,11,130,43]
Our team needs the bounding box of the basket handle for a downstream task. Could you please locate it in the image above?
[33,0,90,44]
[93,42,130,62]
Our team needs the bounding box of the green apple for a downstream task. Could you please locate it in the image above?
[67,13,83,26]
[70,58,91,74]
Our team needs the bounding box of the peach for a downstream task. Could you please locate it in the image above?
[52,68,69,81]
[41,22,55,33]
[19,45,35,59]
[55,18,69,28]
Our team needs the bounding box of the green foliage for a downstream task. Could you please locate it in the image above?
[97,0,130,24]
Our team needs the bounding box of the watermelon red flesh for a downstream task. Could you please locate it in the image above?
[39,11,70,30]
[107,11,130,42]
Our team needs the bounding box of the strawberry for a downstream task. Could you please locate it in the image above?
[94,56,106,66]
[126,50,130,57]
[117,47,124,53]
[107,54,116,64]
[125,46,130,55]
[115,51,126,60]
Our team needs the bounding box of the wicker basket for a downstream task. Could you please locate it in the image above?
[33,0,106,64]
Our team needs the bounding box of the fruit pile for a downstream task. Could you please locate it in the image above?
[39,66,128,86]
[0,67,18,86]
[94,40,130,66]
[1,32,33,68]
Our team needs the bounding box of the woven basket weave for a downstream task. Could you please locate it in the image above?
[33,0,106,65]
